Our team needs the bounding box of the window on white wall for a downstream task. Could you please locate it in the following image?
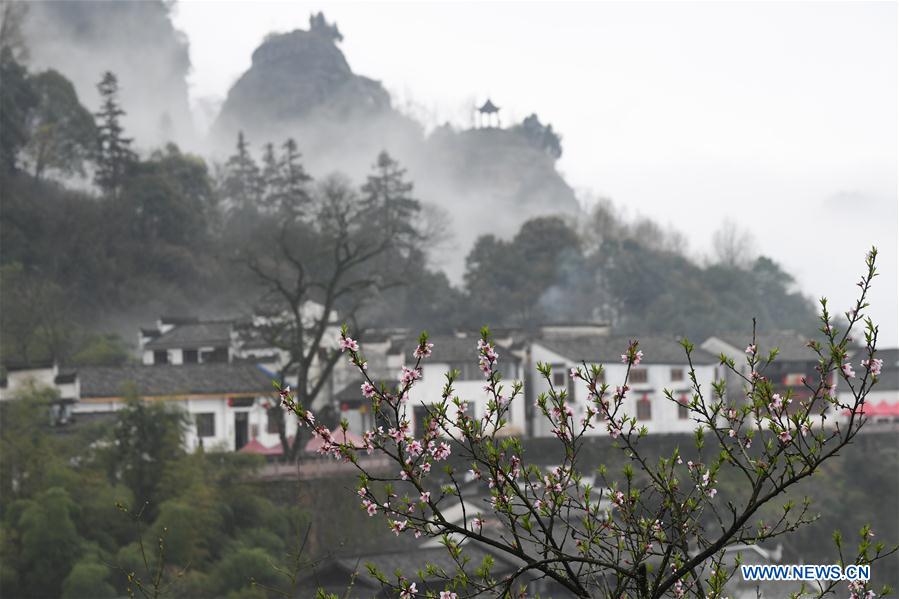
[551,364,566,388]
[267,408,279,434]
[630,369,648,384]
[678,395,690,420]
[636,395,652,420]
[670,368,684,382]
[195,413,215,437]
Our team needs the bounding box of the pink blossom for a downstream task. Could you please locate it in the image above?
[400,582,417,598]
[768,394,784,412]
[390,519,408,535]
[304,411,315,426]
[406,439,423,457]
[357,487,367,497]
[477,340,499,376]
[400,366,422,385]
[431,442,451,461]
[278,385,291,402]
[745,344,757,355]
[420,461,432,474]
[569,367,579,379]
[440,592,458,599]
[339,336,359,352]
[509,455,521,479]
[472,516,484,530]
[607,422,621,439]
[420,491,430,503]
[778,429,792,443]
[862,358,883,377]
[842,362,856,378]
[413,341,434,359]
[364,500,377,516]
[361,381,376,398]
[700,470,717,498]
[728,429,737,438]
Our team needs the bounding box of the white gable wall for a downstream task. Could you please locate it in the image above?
[530,342,718,437]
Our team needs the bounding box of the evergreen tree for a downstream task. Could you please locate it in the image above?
[276,137,312,218]
[260,141,281,212]
[360,150,421,248]
[220,131,261,214]
[93,71,137,197]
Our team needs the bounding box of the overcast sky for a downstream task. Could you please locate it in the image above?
[172,1,898,345]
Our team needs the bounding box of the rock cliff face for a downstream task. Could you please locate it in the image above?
[211,24,423,183]
[211,17,581,278]
[213,28,394,138]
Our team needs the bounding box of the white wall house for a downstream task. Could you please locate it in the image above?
[75,363,297,452]
[140,318,233,366]
[529,336,719,437]
[0,363,79,424]
[402,335,527,437]
[333,334,527,438]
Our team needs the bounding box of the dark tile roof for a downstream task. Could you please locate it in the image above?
[159,315,199,325]
[537,335,717,365]
[712,331,819,362]
[80,363,275,398]
[394,335,521,364]
[54,369,78,384]
[2,360,55,371]
[144,322,232,350]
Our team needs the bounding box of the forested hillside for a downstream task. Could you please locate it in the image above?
[0,35,818,366]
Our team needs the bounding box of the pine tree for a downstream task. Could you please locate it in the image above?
[260,141,281,212]
[360,150,421,246]
[221,131,261,214]
[277,138,311,218]
[93,71,136,197]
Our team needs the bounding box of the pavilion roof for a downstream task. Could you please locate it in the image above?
[478,99,499,113]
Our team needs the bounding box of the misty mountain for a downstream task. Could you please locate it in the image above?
[210,16,423,175]
[209,14,580,277]
[19,0,195,150]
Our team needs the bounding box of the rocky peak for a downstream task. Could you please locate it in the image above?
[212,15,392,144]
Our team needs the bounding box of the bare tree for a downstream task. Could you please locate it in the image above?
[244,152,424,461]
[712,218,757,268]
